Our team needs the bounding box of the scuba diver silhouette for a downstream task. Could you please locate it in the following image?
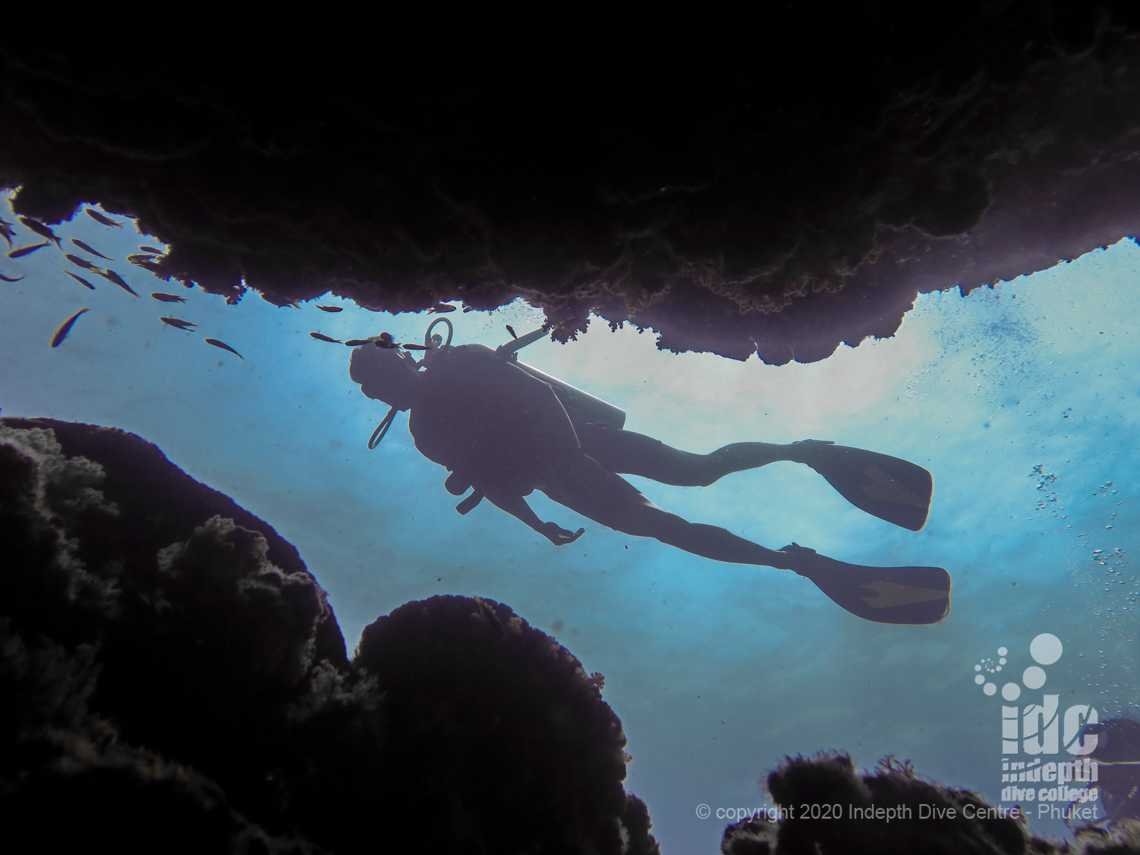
[351,319,950,625]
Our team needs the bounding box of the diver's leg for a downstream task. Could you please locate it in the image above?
[542,455,794,570]
[577,423,796,487]
[577,427,933,530]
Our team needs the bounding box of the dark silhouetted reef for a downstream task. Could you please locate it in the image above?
[721,754,1140,855]
[2,418,1135,853]
[0,418,657,853]
[4,7,1140,362]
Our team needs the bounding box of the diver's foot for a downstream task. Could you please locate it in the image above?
[786,440,934,531]
[778,542,841,576]
[780,543,952,624]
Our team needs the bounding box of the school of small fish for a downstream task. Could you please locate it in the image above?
[50,308,89,348]
[1,209,250,359]
[2,207,414,360]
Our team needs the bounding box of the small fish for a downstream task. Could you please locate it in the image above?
[0,271,24,282]
[126,253,164,273]
[138,245,164,254]
[71,238,111,260]
[65,253,100,271]
[506,324,518,339]
[0,218,15,248]
[205,337,243,359]
[377,332,398,349]
[18,216,61,246]
[402,343,429,351]
[66,272,97,290]
[310,332,342,344]
[85,209,122,228]
[151,292,186,303]
[317,305,343,313]
[344,338,371,347]
[9,241,50,259]
[99,268,139,297]
[160,316,197,331]
[51,308,89,348]
[429,303,456,313]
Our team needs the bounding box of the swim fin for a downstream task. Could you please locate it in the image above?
[793,440,934,531]
[783,544,951,625]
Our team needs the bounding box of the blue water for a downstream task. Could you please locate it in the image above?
[2,191,1137,852]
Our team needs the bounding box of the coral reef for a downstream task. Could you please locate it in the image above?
[5,7,1140,361]
[0,418,657,853]
[721,753,1140,855]
[4,418,1136,852]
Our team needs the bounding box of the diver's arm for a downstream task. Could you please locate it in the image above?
[484,490,584,546]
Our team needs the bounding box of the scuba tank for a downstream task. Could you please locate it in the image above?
[512,362,625,430]
[495,324,626,430]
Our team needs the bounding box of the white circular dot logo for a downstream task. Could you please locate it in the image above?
[1029,633,1063,666]
[1022,665,1046,690]
[972,633,1064,699]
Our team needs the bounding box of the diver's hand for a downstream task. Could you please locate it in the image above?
[541,521,585,546]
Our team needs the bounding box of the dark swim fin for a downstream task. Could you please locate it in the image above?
[796,441,934,531]
[784,544,951,624]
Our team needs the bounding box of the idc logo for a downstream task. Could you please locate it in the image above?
[972,633,1099,756]
[973,633,1101,817]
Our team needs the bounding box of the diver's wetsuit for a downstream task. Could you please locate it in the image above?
[408,344,792,567]
[353,335,948,623]
[407,344,581,496]
[577,423,789,487]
